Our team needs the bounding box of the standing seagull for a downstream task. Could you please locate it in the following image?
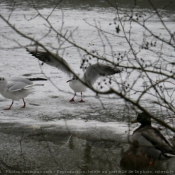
[0,77,34,110]
[26,48,122,102]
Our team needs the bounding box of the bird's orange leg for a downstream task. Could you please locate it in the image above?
[149,158,156,166]
[21,98,26,108]
[4,101,14,110]
[69,93,76,102]
[79,92,85,102]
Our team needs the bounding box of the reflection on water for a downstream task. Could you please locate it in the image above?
[2,0,175,11]
[0,126,123,174]
[0,130,171,175]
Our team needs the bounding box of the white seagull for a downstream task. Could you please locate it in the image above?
[0,77,43,110]
[26,48,122,102]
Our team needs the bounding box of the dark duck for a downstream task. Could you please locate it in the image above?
[120,112,175,171]
[131,112,175,165]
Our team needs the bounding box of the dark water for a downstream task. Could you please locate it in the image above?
[0,122,167,175]
[2,0,175,11]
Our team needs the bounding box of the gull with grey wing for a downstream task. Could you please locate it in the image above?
[26,48,122,102]
[0,77,34,110]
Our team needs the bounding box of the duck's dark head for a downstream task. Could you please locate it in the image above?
[132,112,151,126]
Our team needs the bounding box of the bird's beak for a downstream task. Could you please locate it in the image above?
[131,119,138,123]
[66,79,72,83]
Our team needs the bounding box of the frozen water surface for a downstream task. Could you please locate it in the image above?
[0,1,175,174]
